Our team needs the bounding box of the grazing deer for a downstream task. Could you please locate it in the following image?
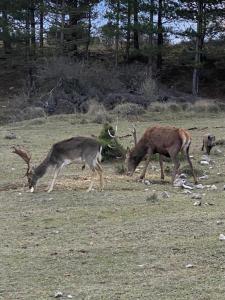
[12,137,103,193]
[201,134,215,155]
[125,125,197,184]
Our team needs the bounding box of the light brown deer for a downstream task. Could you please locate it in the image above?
[125,125,197,184]
[12,136,103,193]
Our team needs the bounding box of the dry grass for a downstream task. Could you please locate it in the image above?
[1,111,225,299]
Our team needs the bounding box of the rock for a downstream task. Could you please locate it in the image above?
[201,155,211,162]
[143,179,151,186]
[210,185,217,190]
[185,264,194,268]
[199,175,209,180]
[200,161,209,165]
[196,184,205,189]
[67,295,73,299]
[183,190,192,194]
[217,220,223,225]
[173,178,186,187]
[223,185,225,190]
[191,193,202,200]
[55,291,63,298]
[193,201,201,206]
[219,234,225,241]
[182,183,194,190]
[5,132,17,139]
[161,191,170,198]
[180,173,187,179]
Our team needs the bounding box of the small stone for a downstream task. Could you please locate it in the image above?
[199,175,208,180]
[201,155,211,162]
[180,173,187,179]
[5,132,17,139]
[217,220,223,225]
[219,234,225,241]
[182,183,194,190]
[161,191,170,198]
[183,190,192,194]
[223,185,225,190]
[143,179,151,186]
[55,291,63,298]
[196,184,204,189]
[67,295,73,299]
[200,161,209,165]
[185,264,194,268]
[210,185,217,190]
[193,201,201,206]
[191,193,202,200]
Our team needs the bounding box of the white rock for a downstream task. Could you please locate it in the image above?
[183,190,192,194]
[182,183,194,190]
[55,291,63,298]
[193,201,201,206]
[200,161,209,165]
[180,173,187,179]
[185,264,194,268]
[161,191,170,198]
[196,184,204,189]
[219,234,225,241]
[210,185,217,190]
[191,194,202,200]
[143,179,151,186]
[67,295,73,299]
[199,175,208,180]
[216,220,223,225]
[201,155,211,162]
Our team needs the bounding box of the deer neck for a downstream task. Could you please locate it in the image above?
[130,138,148,167]
[33,156,51,179]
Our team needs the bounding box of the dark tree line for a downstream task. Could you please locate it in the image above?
[0,0,224,95]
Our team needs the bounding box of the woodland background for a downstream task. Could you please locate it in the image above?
[0,0,225,123]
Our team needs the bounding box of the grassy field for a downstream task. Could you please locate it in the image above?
[1,111,225,300]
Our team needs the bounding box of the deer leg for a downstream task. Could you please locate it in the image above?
[159,155,165,180]
[171,156,180,184]
[87,169,96,193]
[185,145,198,184]
[95,163,104,191]
[140,150,152,179]
[47,165,63,193]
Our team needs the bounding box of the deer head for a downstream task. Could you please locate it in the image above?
[12,146,36,192]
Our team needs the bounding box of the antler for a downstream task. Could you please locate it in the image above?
[12,146,32,175]
[108,117,118,138]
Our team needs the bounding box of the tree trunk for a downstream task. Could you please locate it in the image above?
[86,4,92,61]
[60,0,65,51]
[115,0,120,67]
[192,0,203,96]
[133,0,139,49]
[39,0,44,50]
[2,10,11,54]
[126,0,131,61]
[148,0,154,72]
[157,0,163,71]
[30,0,36,55]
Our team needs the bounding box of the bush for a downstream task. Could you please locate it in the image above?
[86,100,112,124]
[141,77,159,102]
[113,103,145,117]
[98,123,125,161]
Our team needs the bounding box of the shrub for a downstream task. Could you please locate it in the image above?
[141,77,159,102]
[98,123,125,161]
[115,163,126,175]
[86,100,112,124]
[113,103,145,118]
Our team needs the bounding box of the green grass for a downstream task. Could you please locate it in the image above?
[1,111,225,299]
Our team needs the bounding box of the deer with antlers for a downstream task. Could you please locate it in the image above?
[125,125,197,184]
[12,137,104,193]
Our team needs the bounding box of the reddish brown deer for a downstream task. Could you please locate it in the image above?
[12,137,103,193]
[125,125,197,184]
